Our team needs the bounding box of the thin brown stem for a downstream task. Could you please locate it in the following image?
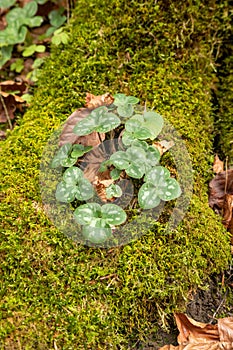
[0,90,13,130]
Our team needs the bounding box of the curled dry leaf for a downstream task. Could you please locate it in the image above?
[159,313,233,350]
[59,92,114,147]
[213,155,224,174]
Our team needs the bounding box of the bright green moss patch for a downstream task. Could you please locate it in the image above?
[0,0,231,349]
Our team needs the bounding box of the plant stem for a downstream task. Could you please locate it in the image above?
[0,90,13,130]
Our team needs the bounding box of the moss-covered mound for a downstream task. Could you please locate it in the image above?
[0,0,231,349]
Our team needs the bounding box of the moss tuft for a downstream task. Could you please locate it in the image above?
[0,0,231,348]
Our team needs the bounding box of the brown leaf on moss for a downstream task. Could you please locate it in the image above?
[153,140,175,155]
[0,80,28,95]
[59,92,114,147]
[85,92,114,109]
[222,194,233,229]
[209,170,233,212]
[159,313,233,350]
[213,155,224,174]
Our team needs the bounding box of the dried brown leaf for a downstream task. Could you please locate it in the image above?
[159,314,233,350]
[222,194,233,229]
[153,140,175,155]
[0,80,28,95]
[213,155,224,174]
[85,92,114,109]
[209,170,233,211]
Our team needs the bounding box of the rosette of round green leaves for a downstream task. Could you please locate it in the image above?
[55,166,94,202]
[51,143,92,168]
[113,93,139,118]
[122,111,164,146]
[109,142,160,179]
[73,106,121,136]
[74,203,127,243]
[138,166,181,209]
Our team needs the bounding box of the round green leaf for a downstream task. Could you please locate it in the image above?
[138,183,161,209]
[144,166,170,183]
[122,131,135,146]
[76,178,94,201]
[106,184,122,199]
[97,112,121,133]
[63,166,83,184]
[159,178,181,201]
[126,96,140,105]
[113,93,127,106]
[0,0,16,9]
[23,1,38,17]
[101,204,127,225]
[126,146,147,162]
[74,203,101,225]
[117,104,134,118]
[90,106,108,123]
[73,117,96,136]
[82,219,112,244]
[125,119,141,133]
[110,151,130,170]
[126,161,145,179]
[143,111,164,138]
[110,168,121,180]
[24,16,43,27]
[55,182,77,203]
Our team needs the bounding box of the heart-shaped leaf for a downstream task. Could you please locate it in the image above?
[144,166,170,183]
[101,204,127,225]
[117,104,134,118]
[75,178,94,200]
[110,168,121,180]
[138,183,161,209]
[74,203,102,225]
[73,116,96,136]
[51,143,72,168]
[110,151,130,170]
[96,112,121,132]
[71,144,92,158]
[143,111,164,138]
[24,1,38,17]
[55,182,78,203]
[63,166,83,184]
[158,178,181,201]
[125,161,145,179]
[106,184,122,199]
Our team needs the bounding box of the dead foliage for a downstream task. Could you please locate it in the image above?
[159,313,233,350]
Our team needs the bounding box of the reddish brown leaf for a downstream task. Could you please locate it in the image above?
[153,140,175,155]
[222,194,233,229]
[213,155,224,174]
[0,80,28,95]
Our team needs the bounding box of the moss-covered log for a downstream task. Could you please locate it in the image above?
[0,0,231,349]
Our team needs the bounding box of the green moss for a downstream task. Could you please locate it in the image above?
[0,0,231,349]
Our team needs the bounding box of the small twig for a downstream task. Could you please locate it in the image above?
[0,90,13,130]
[224,156,228,194]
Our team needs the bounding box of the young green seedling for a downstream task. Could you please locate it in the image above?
[74,203,127,243]
[73,106,121,136]
[113,93,139,118]
[55,166,94,202]
[51,143,92,168]
[138,166,181,209]
[122,111,164,146]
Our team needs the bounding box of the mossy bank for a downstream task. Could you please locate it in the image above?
[0,0,231,349]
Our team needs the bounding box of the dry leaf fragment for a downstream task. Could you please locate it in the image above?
[222,194,233,229]
[85,92,114,109]
[209,170,233,212]
[153,140,175,155]
[213,155,224,174]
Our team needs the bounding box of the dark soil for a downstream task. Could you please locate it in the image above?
[132,258,233,349]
